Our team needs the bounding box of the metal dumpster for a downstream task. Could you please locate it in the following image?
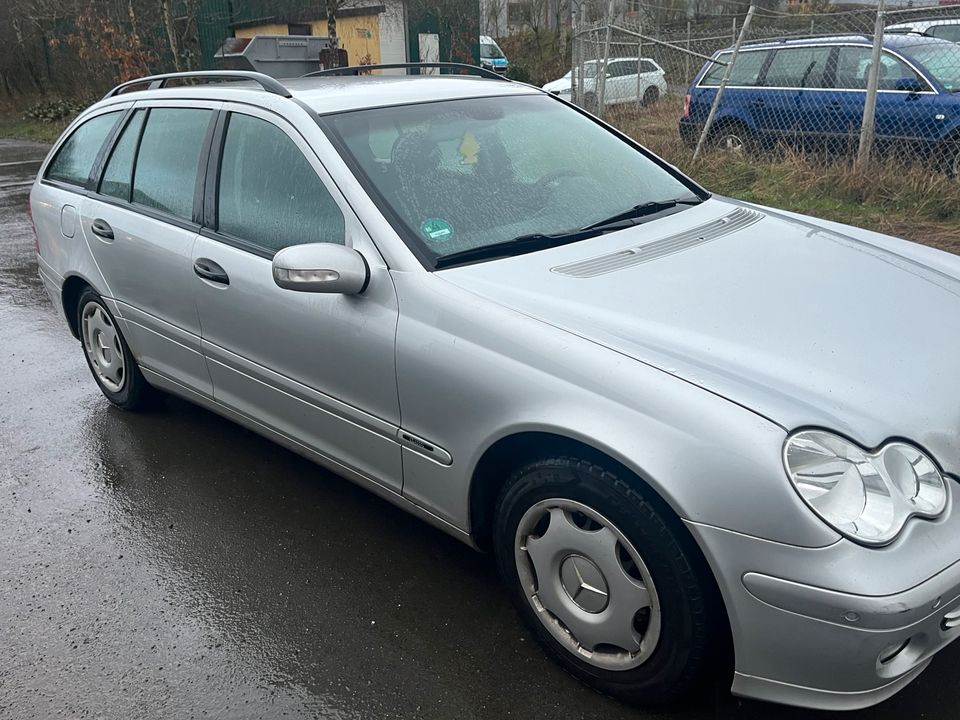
[214,35,334,78]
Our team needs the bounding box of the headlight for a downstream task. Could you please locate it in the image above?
[783,430,948,546]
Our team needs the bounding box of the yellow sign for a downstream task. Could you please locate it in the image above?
[459,131,480,165]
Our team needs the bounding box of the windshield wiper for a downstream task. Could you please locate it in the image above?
[434,228,604,269]
[433,196,704,270]
[582,197,703,231]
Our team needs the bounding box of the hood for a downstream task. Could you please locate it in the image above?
[542,77,574,93]
[440,198,960,471]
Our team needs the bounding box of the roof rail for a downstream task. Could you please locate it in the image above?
[103,71,291,100]
[303,62,509,81]
[740,33,871,47]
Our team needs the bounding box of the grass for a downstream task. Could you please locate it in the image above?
[1,92,957,251]
[610,97,960,252]
[0,105,70,144]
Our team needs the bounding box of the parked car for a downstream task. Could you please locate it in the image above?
[480,35,509,74]
[679,34,960,172]
[32,66,960,711]
[887,17,960,44]
[543,57,667,109]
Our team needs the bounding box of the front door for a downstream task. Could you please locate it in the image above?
[191,106,403,491]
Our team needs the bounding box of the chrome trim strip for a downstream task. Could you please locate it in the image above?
[696,43,938,94]
[200,339,399,442]
[398,430,454,466]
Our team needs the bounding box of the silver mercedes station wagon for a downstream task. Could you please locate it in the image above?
[30,67,960,711]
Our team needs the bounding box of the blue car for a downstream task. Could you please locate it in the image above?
[679,34,960,172]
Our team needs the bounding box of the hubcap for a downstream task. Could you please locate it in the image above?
[81,302,126,393]
[719,134,744,153]
[514,498,661,671]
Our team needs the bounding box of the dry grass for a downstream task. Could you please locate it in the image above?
[607,97,960,252]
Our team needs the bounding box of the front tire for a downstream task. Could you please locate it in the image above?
[493,456,712,704]
[77,288,156,410]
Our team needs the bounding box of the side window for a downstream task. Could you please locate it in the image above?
[99,110,146,201]
[46,111,121,186]
[640,60,658,74]
[607,62,631,78]
[763,47,833,88]
[217,113,345,252]
[132,108,212,220]
[931,25,960,43]
[836,47,921,90]
[700,50,768,87]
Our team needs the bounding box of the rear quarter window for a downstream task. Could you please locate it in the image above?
[46,111,121,187]
[700,50,769,87]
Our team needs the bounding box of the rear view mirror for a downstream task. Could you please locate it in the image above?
[894,77,923,93]
[272,243,369,294]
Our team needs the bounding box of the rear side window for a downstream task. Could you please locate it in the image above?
[700,50,768,87]
[931,25,960,43]
[46,112,121,187]
[99,110,146,201]
[217,113,345,252]
[640,60,658,74]
[763,46,833,88]
[132,108,213,220]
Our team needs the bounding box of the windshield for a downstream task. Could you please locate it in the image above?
[325,94,698,267]
[481,43,504,59]
[907,42,960,91]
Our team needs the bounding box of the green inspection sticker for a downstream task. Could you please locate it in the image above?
[420,218,454,242]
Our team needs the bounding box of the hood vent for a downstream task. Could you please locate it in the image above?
[551,206,763,278]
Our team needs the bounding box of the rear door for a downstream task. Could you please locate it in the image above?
[757,45,834,144]
[82,101,218,395]
[191,105,403,491]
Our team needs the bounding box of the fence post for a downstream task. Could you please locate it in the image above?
[694,5,756,161]
[597,0,615,116]
[636,24,642,104]
[856,0,886,170]
[685,20,691,83]
[732,17,737,45]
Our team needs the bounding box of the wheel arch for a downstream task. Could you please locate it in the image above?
[468,429,733,661]
[61,274,97,340]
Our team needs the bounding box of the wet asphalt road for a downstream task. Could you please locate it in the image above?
[3,137,960,720]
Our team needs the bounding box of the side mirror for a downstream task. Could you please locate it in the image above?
[272,243,369,294]
[894,77,923,93]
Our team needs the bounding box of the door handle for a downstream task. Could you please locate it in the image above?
[193,258,230,286]
[91,218,114,240]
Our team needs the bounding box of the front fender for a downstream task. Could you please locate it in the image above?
[392,272,839,549]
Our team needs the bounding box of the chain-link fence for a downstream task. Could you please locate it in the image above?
[565,2,960,175]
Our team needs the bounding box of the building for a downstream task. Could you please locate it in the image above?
[198,0,480,71]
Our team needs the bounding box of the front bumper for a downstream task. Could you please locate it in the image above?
[689,520,960,710]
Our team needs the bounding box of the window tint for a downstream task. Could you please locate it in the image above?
[217,113,344,251]
[46,112,121,186]
[763,46,832,88]
[132,108,212,220]
[701,50,768,86]
[99,110,146,201]
[931,24,960,43]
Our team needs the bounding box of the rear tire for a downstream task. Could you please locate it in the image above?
[642,86,659,106]
[77,288,157,411]
[582,92,598,114]
[709,123,753,155]
[493,456,712,705]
